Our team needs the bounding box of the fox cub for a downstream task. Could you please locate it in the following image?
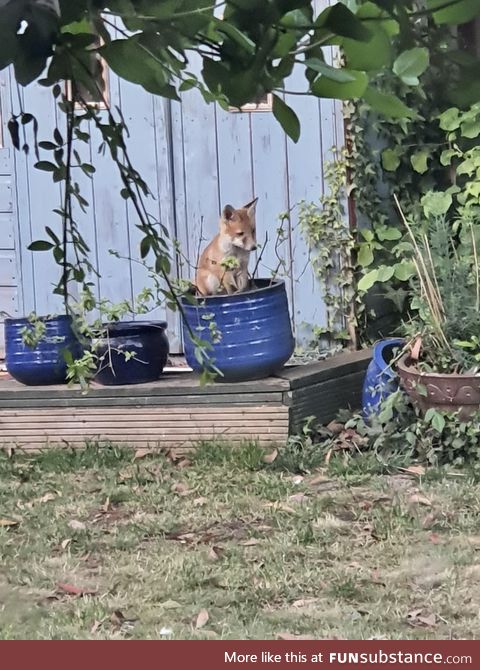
[195,198,258,296]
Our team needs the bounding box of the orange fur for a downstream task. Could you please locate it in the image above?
[195,199,258,296]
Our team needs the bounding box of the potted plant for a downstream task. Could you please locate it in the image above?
[4,312,81,386]
[181,278,295,383]
[394,194,480,418]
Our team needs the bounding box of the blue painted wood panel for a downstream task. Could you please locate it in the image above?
[21,81,63,315]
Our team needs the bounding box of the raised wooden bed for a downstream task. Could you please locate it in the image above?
[0,349,370,451]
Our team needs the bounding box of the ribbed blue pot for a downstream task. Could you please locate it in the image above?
[94,321,169,386]
[181,279,295,382]
[362,338,405,417]
[5,315,81,386]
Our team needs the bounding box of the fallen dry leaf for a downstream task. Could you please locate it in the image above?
[407,608,423,620]
[61,538,72,550]
[195,609,209,629]
[408,493,432,507]
[160,600,181,610]
[56,582,97,597]
[407,609,437,628]
[277,632,316,640]
[177,458,192,469]
[239,539,260,546]
[263,448,278,464]
[417,613,437,627]
[207,546,223,562]
[133,448,155,461]
[264,501,296,514]
[0,518,19,528]
[110,610,138,631]
[402,465,426,477]
[292,598,319,608]
[193,497,208,507]
[288,492,308,504]
[90,619,104,634]
[171,482,192,496]
[326,420,344,435]
[38,492,58,504]
[422,511,438,529]
[291,475,304,485]
[68,519,86,530]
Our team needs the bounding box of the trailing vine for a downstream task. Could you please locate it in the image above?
[298,147,357,349]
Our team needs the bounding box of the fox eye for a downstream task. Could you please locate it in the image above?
[237,231,244,236]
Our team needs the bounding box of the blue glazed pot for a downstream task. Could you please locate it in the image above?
[362,338,405,417]
[94,320,169,386]
[181,279,295,382]
[5,315,81,386]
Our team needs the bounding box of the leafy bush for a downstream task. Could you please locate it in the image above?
[275,392,480,471]
[399,200,480,373]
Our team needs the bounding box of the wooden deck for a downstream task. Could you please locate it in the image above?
[0,350,370,451]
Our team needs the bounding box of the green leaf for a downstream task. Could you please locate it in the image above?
[410,150,430,174]
[312,70,368,100]
[460,118,480,139]
[394,261,415,281]
[357,244,374,267]
[39,141,57,151]
[28,240,55,251]
[393,48,429,86]
[381,148,401,172]
[440,148,458,166]
[315,4,372,41]
[438,107,460,131]
[342,23,392,71]
[376,265,395,283]
[214,19,255,55]
[101,37,179,99]
[421,191,453,217]
[34,161,56,172]
[272,94,300,143]
[376,226,402,241]
[140,236,151,259]
[357,269,379,292]
[428,0,480,25]
[304,59,357,83]
[425,408,446,433]
[364,88,415,119]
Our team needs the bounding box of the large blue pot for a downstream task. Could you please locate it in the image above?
[181,279,295,382]
[94,320,169,386]
[5,315,81,386]
[362,338,405,417]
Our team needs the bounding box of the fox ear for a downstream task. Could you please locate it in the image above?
[243,197,258,218]
[222,204,235,221]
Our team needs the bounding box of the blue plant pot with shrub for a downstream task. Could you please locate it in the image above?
[181,279,295,382]
[5,315,81,386]
[362,338,405,417]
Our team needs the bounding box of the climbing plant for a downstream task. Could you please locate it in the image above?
[299,148,357,348]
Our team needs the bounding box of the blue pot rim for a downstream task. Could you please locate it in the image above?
[103,320,168,333]
[4,314,72,326]
[373,338,405,379]
[182,278,285,304]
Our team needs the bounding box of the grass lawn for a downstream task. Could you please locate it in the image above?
[1,443,480,640]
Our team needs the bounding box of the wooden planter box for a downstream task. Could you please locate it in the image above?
[0,349,370,451]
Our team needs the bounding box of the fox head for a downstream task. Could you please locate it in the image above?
[220,198,258,251]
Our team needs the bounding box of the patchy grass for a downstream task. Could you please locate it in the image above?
[1,442,480,640]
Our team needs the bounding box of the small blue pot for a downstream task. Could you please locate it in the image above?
[94,320,169,386]
[5,315,81,386]
[181,279,295,382]
[362,338,405,417]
